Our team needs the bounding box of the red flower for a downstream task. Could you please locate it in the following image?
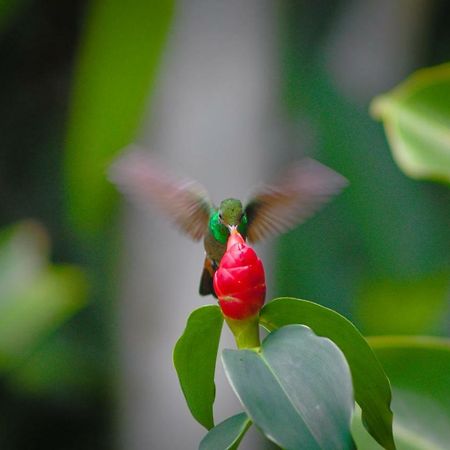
[213,231,266,320]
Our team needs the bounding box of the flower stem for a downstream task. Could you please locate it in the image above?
[225,314,261,349]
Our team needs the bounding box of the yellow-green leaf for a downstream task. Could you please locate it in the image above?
[371,63,450,184]
[64,0,174,236]
[0,222,88,370]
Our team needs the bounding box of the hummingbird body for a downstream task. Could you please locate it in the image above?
[109,147,347,297]
[200,200,248,296]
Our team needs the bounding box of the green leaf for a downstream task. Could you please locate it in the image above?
[371,63,450,184]
[260,297,395,450]
[0,222,88,371]
[64,0,174,236]
[222,325,355,450]
[199,412,251,450]
[353,336,450,450]
[173,305,224,429]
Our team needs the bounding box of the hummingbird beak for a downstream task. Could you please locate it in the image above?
[228,224,238,234]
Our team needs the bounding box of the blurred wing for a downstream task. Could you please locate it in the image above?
[109,146,212,241]
[245,159,348,242]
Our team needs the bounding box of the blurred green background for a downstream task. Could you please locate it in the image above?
[0,0,449,449]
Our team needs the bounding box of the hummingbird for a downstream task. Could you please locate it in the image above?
[109,146,347,297]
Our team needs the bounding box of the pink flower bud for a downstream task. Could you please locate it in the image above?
[213,231,266,320]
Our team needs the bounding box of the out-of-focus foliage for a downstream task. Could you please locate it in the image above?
[371,63,450,184]
[277,3,450,340]
[64,0,174,236]
[0,0,26,32]
[357,273,450,336]
[353,336,450,450]
[0,221,87,373]
[0,2,121,447]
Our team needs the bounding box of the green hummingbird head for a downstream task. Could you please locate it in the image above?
[219,198,245,228]
[209,199,248,244]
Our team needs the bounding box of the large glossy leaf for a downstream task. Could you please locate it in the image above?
[222,325,355,450]
[64,0,174,235]
[353,336,450,450]
[260,297,395,450]
[199,412,251,450]
[173,305,223,429]
[371,63,450,183]
[0,222,88,370]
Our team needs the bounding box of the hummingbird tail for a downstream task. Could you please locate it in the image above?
[199,258,217,298]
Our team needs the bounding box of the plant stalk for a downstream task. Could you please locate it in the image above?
[225,314,261,349]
